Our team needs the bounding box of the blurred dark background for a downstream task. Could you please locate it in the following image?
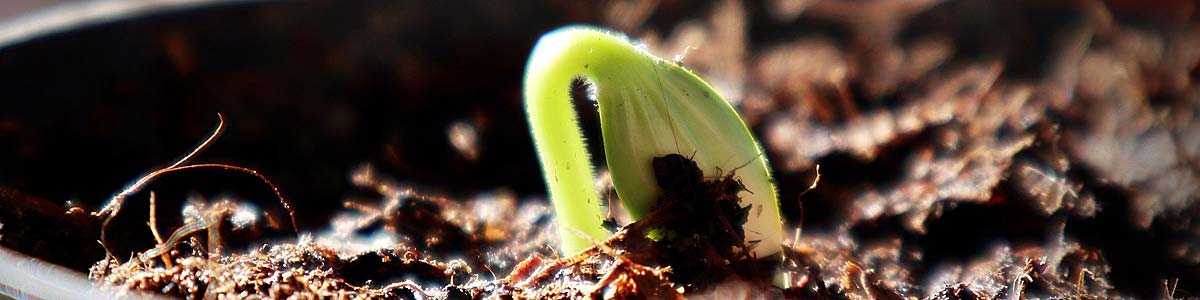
[0,1,592,229]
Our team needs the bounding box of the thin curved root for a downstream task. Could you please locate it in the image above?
[93,113,299,260]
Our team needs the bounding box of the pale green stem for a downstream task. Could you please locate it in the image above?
[525,26,782,257]
[524,27,630,254]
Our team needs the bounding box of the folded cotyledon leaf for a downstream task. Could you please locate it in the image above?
[524,26,782,258]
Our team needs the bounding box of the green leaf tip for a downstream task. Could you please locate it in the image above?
[524,26,783,257]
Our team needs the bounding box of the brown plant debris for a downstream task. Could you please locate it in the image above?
[91,153,787,299]
[615,0,1197,298]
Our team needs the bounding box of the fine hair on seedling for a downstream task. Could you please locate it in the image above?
[524,26,784,257]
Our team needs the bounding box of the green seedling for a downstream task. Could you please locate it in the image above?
[524,26,783,258]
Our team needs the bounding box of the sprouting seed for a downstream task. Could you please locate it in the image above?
[523,26,783,257]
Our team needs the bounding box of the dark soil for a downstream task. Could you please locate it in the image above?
[87,153,769,299]
[1,1,1198,299]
